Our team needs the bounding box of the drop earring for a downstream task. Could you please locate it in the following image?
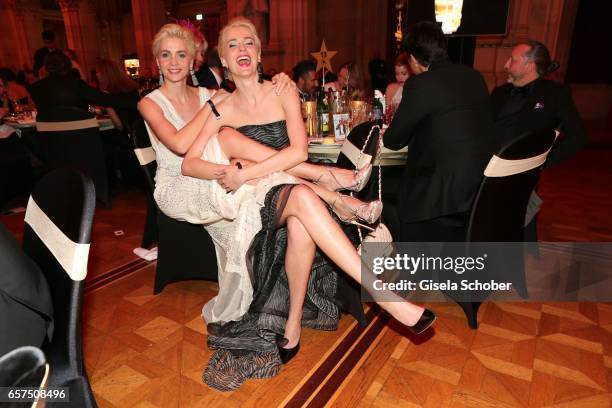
[223,66,229,80]
[257,61,263,83]
[190,65,199,86]
[157,65,164,86]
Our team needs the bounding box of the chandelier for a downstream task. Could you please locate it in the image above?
[435,0,464,34]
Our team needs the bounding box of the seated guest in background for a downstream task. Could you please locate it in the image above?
[491,40,586,238]
[33,30,58,75]
[29,51,136,122]
[95,58,140,131]
[0,68,31,106]
[197,47,226,91]
[0,224,53,356]
[327,62,364,98]
[96,57,141,187]
[385,53,410,111]
[291,59,318,101]
[492,41,586,165]
[384,21,494,242]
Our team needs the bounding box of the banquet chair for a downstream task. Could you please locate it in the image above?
[0,346,49,408]
[129,119,158,249]
[457,128,557,328]
[131,119,218,294]
[35,106,110,206]
[21,168,97,407]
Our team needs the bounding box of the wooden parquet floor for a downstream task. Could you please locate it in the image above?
[2,146,611,407]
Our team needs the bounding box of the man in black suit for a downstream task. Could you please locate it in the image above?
[0,224,53,355]
[384,21,495,242]
[491,41,586,166]
[33,30,58,76]
[196,47,234,92]
[491,41,586,236]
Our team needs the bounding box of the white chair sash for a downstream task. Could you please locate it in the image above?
[134,147,156,166]
[36,118,99,132]
[484,130,559,177]
[24,197,90,281]
[484,149,551,177]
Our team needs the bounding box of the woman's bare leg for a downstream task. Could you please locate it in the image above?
[283,216,316,348]
[277,185,425,327]
[217,128,359,190]
[218,129,376,220]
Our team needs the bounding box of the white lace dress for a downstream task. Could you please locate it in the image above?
[144,88,296,323]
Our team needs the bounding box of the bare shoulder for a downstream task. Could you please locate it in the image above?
[386,82,400,95]
[210,88,230,104]
[138,96,160,116]
[211,90,238,120]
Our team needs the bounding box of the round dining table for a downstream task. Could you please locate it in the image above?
[3,117,115,132]
[307,139,408,166]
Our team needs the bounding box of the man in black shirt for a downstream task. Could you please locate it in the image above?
[491,41,586,237]
[33,30,58,76]
[492,41,586,166]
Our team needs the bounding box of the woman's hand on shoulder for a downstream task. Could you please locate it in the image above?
[277,84,300,108]
[271,72,296,96]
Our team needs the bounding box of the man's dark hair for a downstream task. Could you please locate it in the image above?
[44,51,71,75]
[523,40,560,77]
[206,47,222,69]
[403,21,448,67]
[41,30,55,42]
[292,60,316,82]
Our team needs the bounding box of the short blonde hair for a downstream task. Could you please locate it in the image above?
[218,17,261,59]
[152,23,196,58]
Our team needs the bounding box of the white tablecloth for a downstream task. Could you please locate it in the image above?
[308,142,407,166]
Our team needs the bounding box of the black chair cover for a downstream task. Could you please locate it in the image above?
[459,128,557,328]
[22,168,97,407]
[131,119,218,294]
[0,346,47,387]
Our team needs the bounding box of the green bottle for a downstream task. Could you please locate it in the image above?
[318,90,330,135]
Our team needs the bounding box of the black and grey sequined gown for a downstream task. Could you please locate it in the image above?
[204,120,352,391]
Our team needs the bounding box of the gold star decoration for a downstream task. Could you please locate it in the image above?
[311,40,337,73]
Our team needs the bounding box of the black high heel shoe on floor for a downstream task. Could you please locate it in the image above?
[276,334,300,364]
[408,309,436,335]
